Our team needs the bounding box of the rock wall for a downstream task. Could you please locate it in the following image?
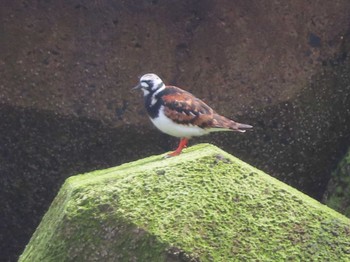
[1,1,349,122]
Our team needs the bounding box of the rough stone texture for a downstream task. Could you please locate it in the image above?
[19,144,350,262]
[1,1,350,261]
[1,1,349,121]
[324,148,350,217]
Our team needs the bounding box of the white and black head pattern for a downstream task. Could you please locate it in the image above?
[134,73,167,118]
[137,73,165,96]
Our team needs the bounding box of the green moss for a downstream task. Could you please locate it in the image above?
[20,144,350,261]
[324,148,350,217]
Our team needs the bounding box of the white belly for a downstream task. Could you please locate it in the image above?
[150,107,208,138]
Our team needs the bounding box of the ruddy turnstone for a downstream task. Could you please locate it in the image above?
[133,73,252,157]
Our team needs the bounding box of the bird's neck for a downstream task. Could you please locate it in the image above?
[144,84,166,118]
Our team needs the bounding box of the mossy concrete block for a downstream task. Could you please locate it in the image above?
[324,147,350,217]
[20,144,350,261]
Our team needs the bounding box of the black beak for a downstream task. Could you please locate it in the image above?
[132,83,142,91]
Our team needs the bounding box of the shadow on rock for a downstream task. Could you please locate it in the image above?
[0,104,169,262]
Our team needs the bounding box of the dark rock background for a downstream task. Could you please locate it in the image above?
[1,0,350,261]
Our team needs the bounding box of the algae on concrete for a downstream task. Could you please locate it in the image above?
[20,144,350,261]
[324,147,350,217]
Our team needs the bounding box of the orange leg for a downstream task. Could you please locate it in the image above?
[166,138,188,157]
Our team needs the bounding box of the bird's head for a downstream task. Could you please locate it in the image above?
[133,73,165,96]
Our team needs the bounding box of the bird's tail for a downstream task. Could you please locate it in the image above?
[232,122,253,133]
[213,114,253,133]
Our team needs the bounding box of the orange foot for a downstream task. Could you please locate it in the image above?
[165,138,188,157]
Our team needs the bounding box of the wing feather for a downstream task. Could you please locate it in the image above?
[160,86,253,132]
[161,86,215,128]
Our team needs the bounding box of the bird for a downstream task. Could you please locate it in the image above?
[133,73,252,157]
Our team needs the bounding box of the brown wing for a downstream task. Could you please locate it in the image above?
[161,86,253,132]
[161,86,216,128]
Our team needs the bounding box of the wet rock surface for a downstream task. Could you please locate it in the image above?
[1,0,350,261]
